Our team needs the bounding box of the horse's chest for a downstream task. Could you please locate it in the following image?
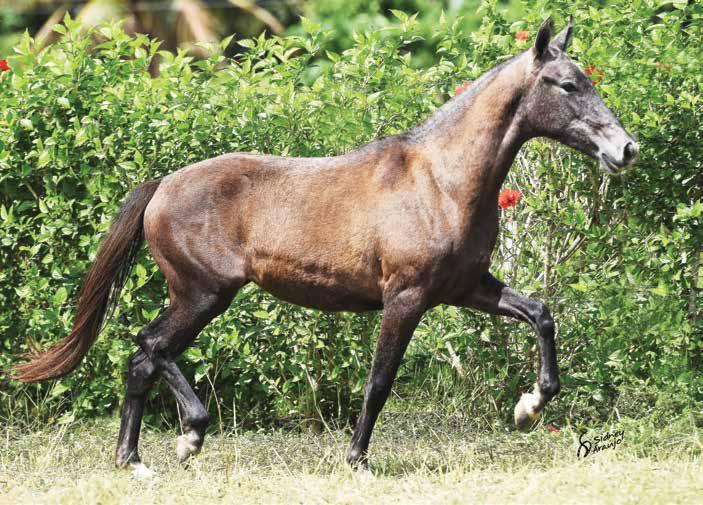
[425,222,498,301]
[443,241,493,280]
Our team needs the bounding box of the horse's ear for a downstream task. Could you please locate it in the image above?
[552,17,574,52]
[534,18,553,60]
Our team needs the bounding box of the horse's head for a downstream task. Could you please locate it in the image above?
[520,18,638,173]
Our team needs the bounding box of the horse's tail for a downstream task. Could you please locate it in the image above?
[13,179,162,383]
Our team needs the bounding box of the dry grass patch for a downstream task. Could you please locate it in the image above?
[1,412,701,504]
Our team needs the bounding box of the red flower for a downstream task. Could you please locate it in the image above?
[454,80,473,96]
[515,31,529,42]
[655,62,670,73]
[584,65,603,86]
[498,189,521,209]
[0,59,9,72]
[547,425,561,433]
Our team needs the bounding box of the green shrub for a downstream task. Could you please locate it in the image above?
[1,1,700,430]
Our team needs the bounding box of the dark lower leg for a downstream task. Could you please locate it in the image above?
[348,291,424,466]
[533,307,560,403]
[114,310,172,468]
[115,350,157,467]
[461,272,560,430]
[115,290,235,466]
[141,295,234,461]
[161,360,209,431]
[347,368,399,466]
[160,360,210,461]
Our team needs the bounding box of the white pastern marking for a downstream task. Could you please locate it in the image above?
[176,430,202,462]
[130,462,156,479]
[517,383,544,419]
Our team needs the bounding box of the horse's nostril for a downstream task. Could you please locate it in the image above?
[623,142,638,163]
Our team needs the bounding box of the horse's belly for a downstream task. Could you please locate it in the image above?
[258,281,383,312]
[249,257,383,312]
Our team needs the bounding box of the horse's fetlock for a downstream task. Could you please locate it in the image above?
[540,379,561,399]
[539,316,555,336]
[189,411,210,430]
[115,447,140,468]
[347,447,368,468]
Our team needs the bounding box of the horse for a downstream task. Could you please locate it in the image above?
[14,18,638,475]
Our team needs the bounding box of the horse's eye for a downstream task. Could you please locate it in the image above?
[560,82,577,93]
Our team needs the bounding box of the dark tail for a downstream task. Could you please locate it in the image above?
[13,179,162,383]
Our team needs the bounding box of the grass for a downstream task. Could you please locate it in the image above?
[0,406,701,505]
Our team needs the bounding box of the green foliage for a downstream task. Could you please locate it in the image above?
[290,0,525,68]
[1,1,701,431]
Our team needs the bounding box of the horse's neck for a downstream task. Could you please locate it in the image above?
[415,56,529,212]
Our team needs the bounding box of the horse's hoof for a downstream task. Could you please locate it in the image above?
[130,462,156,479]
[355,466,374,481]
[347,448,369,470]
[514,391,541,432]
[176,431,202,463]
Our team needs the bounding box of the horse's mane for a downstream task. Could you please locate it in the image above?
[407,53,521,141]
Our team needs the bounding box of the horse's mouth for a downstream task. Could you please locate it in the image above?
[599,153,624,174]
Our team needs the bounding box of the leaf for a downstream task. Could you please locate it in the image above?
[390,10,408,22]
[37,150,51,168]
[135,263,147,281]
[300,17,321,35]
[650,281,669,296]
[50,382,69,398]
[194,362,211,383]
[569,282,589,293]
[74,128,88,146]
[52,287,68,305]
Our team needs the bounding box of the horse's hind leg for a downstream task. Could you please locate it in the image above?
[115,307,178,473]
[115,347,157,475]
[459,272,560,431]
[161,358,212,462]
[115,289,236,471]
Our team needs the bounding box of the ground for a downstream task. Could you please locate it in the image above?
[1,408,701,504]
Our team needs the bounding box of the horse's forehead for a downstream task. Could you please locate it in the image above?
[545,56,583,79]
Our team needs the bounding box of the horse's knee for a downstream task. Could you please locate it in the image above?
[530,302,554,335]
[527,302,554,336]
[538,311,555,337]
[135,325,158,356]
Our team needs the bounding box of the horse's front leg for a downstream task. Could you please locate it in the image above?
[347,286,426,467]
[459,272,560,430]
